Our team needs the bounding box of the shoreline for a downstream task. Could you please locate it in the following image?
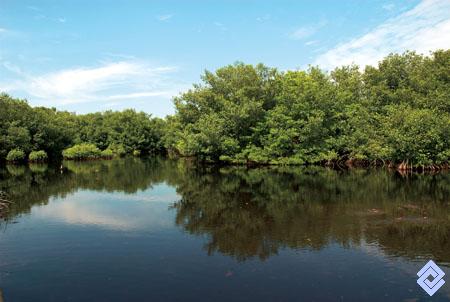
[1,155,449,174]
[169,155,450,174]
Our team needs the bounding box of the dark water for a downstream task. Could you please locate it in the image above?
[0,157,449,302]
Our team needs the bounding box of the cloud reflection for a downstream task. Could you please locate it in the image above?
[34,187,179,231]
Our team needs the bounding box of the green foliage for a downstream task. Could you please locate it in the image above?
[74,110,166,154]
[6,149,26,163]
[28,150,48,162]
[100,149,114,159]
[0,94,76,160]
[167,51,450,167]
[107,143,126,157]
[0,93,166,162]
[132,150,141,157]
[62,144,102,160]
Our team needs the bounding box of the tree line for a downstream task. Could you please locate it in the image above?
[1,50,449,169]
[166,50,450,170]
[0,94,165,162]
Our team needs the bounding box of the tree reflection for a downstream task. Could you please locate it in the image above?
[1,158,449,263]
[171,166,450,262]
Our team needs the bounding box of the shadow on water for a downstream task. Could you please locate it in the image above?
[1,157,449,265]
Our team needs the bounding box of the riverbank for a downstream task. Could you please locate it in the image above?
[2,154,449,175]
[169,154,450,174]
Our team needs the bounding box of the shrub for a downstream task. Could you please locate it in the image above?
[107,143,126,157]
[101,149,114,159]
[62,144,102,160]
[28,150,48,162]
[6,149,25,163]
[133,150,141,157]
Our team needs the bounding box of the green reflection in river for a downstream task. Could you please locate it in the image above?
[1,157,449,263]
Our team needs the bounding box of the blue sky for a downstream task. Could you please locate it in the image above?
[1,0,449,117]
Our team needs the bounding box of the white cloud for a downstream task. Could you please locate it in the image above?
[1,60,185,105]
[314,0,450,70]
[156,14,173,21]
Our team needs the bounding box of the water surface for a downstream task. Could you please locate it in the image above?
[1,158,449,301]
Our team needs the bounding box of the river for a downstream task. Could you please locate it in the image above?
[0,157,449,301]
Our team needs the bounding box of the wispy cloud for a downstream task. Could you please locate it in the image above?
[156,14,173,21]
[314,0,450,69]
[382,3,395,11]
[26,5,42,12]
[1,60,186,106]
[305,40,319,46]
[214,22,227,31]
[102,52,137,60]
[0,28,14,38]
[289,26,316,40]
[33,14,68,23]
[26,5,67,24]
[256,14,271,22]
[288,20,327,41]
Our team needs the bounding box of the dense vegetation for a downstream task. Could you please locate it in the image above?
[0,94,165,161]
[166,50,450,170]
[1,50,449,169]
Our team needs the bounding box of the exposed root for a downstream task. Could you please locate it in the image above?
[326,158,449,174]
[395,160,447,173]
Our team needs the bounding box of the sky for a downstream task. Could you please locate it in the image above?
[0,0,449,117]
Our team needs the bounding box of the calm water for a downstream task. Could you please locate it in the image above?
[0,157,449,302]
